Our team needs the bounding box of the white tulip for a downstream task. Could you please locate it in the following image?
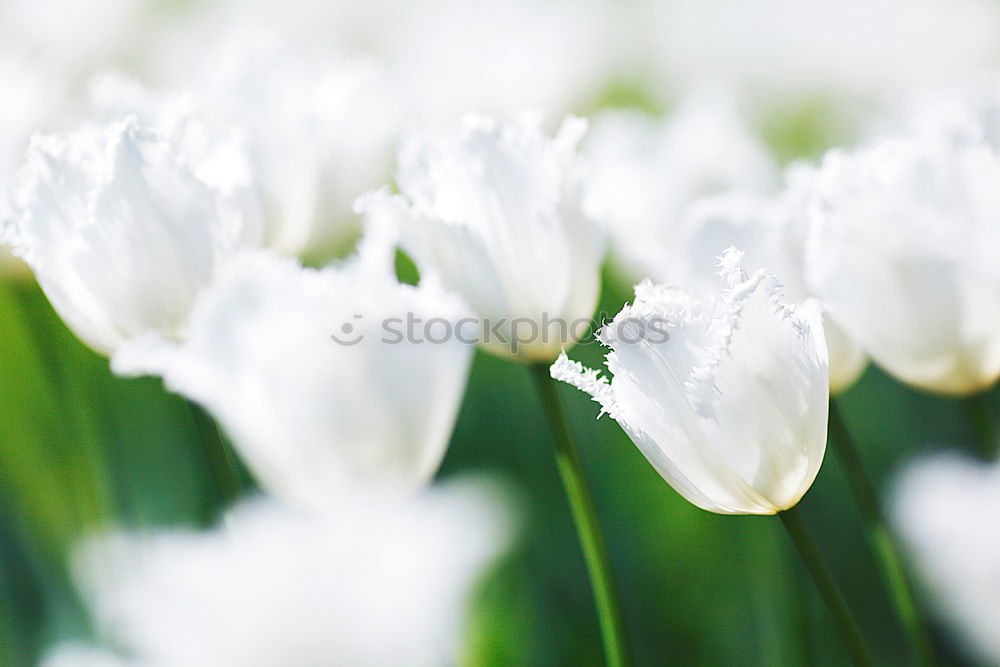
[675,190,866,393]
[85,71,258,202]
[804,130,1000,395]
[43,480,511,667]
[193,30,400,259]
[0,0,142,72]
[90,29,401,261]
[2,117,263,362]
[648,0,1000,103]
[116,241,474,509]
[892,453,1000,664]
[552,248,829,514]
[366,114,602,362]
[583,89,776,282]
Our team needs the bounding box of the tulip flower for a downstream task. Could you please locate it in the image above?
[117,241,475,509]
[89,29,401,261]
[190,31,401,259]
[365,113,602,362]
[553,248,829,514]
[892,453,1000,664]
[804,129,1000,395]
[42,480,511,667]
[553,249,881,663]
[675,189,867,393]
[2,117,263,364]
[583,89,776,282]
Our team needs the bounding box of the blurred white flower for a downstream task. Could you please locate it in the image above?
[648,0,1000,104]
[0,0,145,71]
[892,453,1000,664]
[552,248,829,514]
[41,644,125,667]
[115,243,474,509]
[674,190,866,393]
[804,130,1000,395]
[43,480,512,667]
[584,90,777,282]
[163,0,607,124]
[887,77,1000,152]
[374,0,607,124]
[85,74,262,222]
[2,117,262,361]
[366,114,602,362]
[92,30,401,260]
[192,32,401,258]
[0,54,66,178]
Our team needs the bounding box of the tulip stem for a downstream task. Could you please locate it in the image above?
[186,400,242,513]
[778,506,875,667]
[829,400,934,666]
[960,391,998,461]
[529,363,632,667]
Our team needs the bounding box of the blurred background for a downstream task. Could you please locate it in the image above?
[3,0,1000,665]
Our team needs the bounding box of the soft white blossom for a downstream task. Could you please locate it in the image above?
[887,77,1000,153]
[162,0,607,124]
[0,0,145,71]
[371,0,607,124]
[552,248,829,514]
[115,243,475,509]
[892,453,1000,664]
[92,31,401,260]
[647,0,1000,104]
[584,90,776,281]
[192,32,401,258]
[85,71,257,200]
[2,117,262,361]
[674,190,866,393]
[366,114,602,362]
[804,130,1000,395]
[0,54,65,178]
[43,481,511,667]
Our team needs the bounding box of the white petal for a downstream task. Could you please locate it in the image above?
[69,481,512,667]
[892,454,1000,664]
[8,118,259,357]
[387,114,601,361]
[806,134,1000,394]
[158,249,474,509]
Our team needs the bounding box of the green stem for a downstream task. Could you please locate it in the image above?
[186,400,242,512]
[829,401,935,667]
[778,506,875,667]
[960,391,998,461]
[529,363,632,667]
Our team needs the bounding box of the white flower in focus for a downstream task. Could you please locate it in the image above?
[117,244,474,509]
[43,481,511,667]
[367,114,602,362]
[2,118,262,361]
[584,90,777,282]
[805,131,1000,395]
[552,248,829,514]
[675,190,867,393]
[892,453,1000,664]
